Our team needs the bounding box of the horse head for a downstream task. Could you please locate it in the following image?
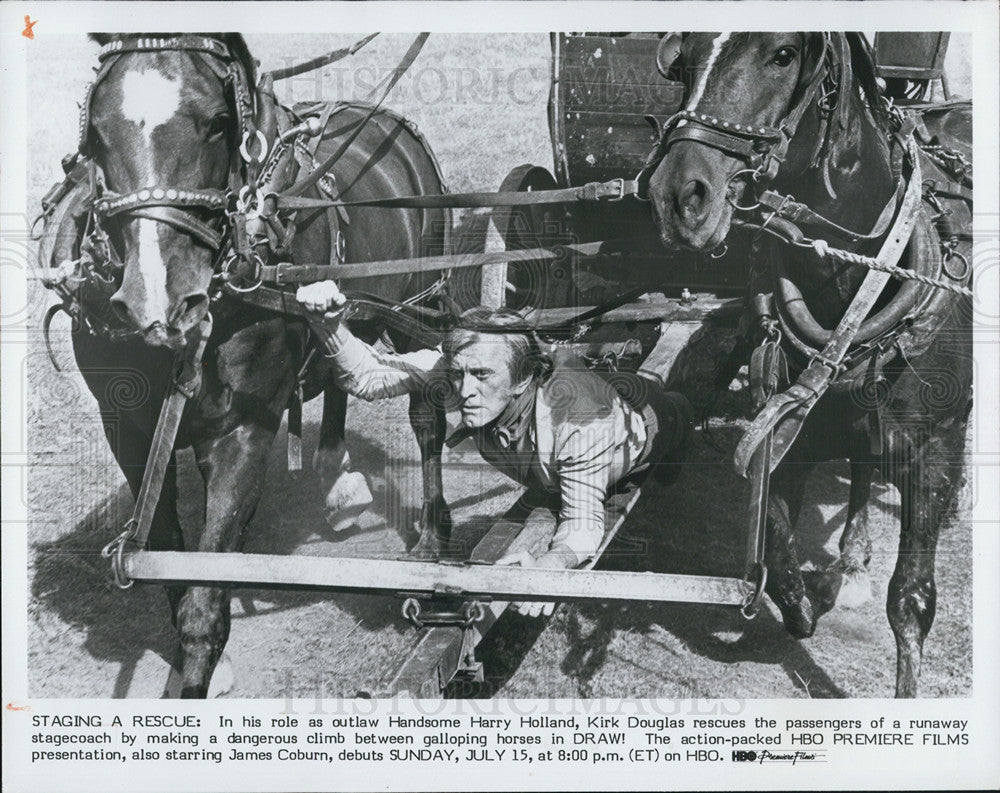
[84,33,256,348]
[646,32,856,252]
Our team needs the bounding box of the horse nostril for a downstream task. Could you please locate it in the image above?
[675,179,711,227]
[172,292,209,332]
[109,293,134,326]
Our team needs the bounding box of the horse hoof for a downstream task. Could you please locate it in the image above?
[778,596,820,639]
[803,570,842,620]
[325,471,374,532]
[208,653,234,698]
[781,610,814,639]
[836,571,874,609]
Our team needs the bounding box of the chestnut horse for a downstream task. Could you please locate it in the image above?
[73,33,450,696]
[645,32,972,696]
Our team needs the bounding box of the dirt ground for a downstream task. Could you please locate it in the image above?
[24,34,973,699]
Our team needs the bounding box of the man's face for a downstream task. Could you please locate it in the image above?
[447,338,525,429]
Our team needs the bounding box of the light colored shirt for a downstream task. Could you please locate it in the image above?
[317,323,648,565]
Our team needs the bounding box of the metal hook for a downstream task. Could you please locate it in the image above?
[740,563,767,620]
[101,519,137,590]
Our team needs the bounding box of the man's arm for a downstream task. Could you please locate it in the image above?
[495,420,616,618]
[298,281,443,401]
[549,421,619,568]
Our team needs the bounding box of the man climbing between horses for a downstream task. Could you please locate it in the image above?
[296,281,694,616]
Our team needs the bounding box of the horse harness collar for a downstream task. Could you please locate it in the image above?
[734,133,928,477]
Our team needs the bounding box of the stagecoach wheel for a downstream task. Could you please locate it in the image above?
[493,164,573,311]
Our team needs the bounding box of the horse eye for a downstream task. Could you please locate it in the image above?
[206,114,230,139]
[771,47,797,67]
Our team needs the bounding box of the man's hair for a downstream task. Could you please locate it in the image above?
[442,306,552,383]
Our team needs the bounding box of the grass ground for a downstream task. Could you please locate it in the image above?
[24,33,972,699]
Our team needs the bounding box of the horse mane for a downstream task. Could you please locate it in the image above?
[844,32,889,131]
[804,32,891,194]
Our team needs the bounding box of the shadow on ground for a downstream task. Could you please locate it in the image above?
[454,426,873,699]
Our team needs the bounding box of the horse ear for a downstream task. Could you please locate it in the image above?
[219,33,258,86]
[801,33,829,85]
[656,33,684,79]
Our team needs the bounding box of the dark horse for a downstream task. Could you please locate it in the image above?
[69,34,451,696]
[645,32,972,696]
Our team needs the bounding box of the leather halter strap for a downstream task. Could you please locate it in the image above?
[661,109,784,162]
[97,35,232,61]
[130,206,224,250]
[93,187,227,249]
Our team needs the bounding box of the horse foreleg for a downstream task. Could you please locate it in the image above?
[765,460,838,638]
[407,390,452,559]
[886,428,964,697]
[315,386,373,531]
[174,423,276,698]
[314,385,350,478]
[831,459,876,607]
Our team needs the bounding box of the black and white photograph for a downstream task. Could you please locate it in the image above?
[3,2,999,791]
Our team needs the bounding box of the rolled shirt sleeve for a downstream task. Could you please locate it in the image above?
[312,320,444,401]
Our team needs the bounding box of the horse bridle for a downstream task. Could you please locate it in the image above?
[80,35,260,253]
[639,33,838,195]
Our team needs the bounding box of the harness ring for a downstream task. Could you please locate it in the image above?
[726,169,764,211]
[221,252,264,293]
[942,246,971,282]
[710,242,729,259]
[236,186,267,220]
[239,129,269,164]
[401,597,423,628]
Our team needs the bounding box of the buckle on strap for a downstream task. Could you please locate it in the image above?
[808,350,846,378]
[604,177,626,201]
[578,178,634,202]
